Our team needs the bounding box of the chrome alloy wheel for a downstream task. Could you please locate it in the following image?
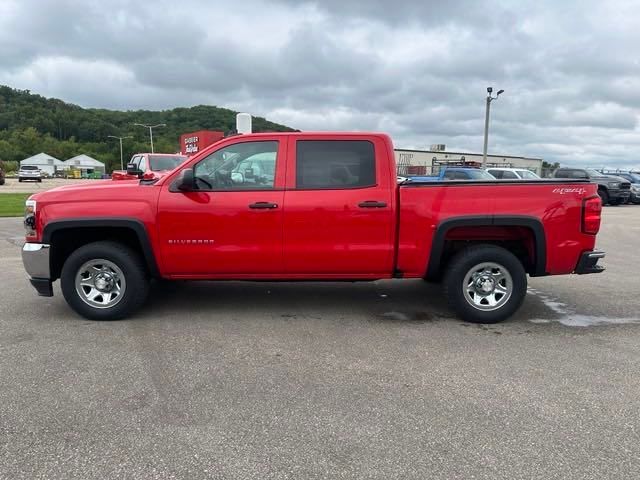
[462,262,513,311]
[74,259,126,309]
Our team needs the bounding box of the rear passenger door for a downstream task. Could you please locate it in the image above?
[283,136,395,276]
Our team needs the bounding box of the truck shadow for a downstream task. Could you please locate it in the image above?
[141,279,568,328]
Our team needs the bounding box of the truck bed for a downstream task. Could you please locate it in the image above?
[396,179,596,278]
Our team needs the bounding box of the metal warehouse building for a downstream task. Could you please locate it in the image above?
[19,152,64,176]
[394,144,543,176]
[63,154,106,175]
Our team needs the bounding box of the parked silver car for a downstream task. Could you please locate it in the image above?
[18,165,42,182]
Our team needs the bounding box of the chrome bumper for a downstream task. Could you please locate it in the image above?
[575,250,605,275]
[22,243,51,278]
[22,243,53,296]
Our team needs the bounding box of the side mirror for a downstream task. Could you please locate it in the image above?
[231,172,245,184]
[176,168,195,191]
[126,163,143,177]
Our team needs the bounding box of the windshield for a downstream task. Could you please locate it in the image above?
[623,173,640,183]
[517,170,540,179]
[465,169,496,180]
[149,155,187,171]
[586,168,602,177]
[21,166,39,170]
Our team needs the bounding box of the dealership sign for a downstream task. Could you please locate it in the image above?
[180,130,225,156]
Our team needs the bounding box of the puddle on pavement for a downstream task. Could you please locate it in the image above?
[527,288,640,327]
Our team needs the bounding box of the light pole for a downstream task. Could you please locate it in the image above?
[107,135,133,170]
[134,123,166,153]
[482,87,504,166]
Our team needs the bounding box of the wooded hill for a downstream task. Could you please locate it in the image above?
[0,85,295,172]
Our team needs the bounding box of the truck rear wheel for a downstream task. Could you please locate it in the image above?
[443,245,527,324]
[61,241,149,320]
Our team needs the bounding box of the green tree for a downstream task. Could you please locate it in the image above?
[0,84,294,172]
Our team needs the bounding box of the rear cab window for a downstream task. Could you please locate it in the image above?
[295,140,376,189]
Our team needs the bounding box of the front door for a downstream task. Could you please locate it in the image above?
[156,138,285,276]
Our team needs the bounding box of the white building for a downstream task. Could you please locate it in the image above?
[395,145,543,176]
[19,153,65,176]
[63,154,106,175]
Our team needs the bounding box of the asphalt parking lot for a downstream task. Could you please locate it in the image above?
[1,177,95,193]
[1,207,639,479]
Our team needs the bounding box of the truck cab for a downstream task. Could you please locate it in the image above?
[407,167,496,182]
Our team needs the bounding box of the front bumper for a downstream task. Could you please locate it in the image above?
[608,189,630,201]
[575,250,605,275]
[22,243,53,297]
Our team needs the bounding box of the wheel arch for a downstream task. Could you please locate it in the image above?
[425,215,547,280]
[43,218,159,281]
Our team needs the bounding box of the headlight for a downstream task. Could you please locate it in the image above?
[24,199,36,236]
[632,185,640,192]
[608,182,620,189]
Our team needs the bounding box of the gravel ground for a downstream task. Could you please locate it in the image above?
[0,206,639,479]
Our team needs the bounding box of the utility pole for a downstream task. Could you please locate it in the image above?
[482,87,504,166]
[107,135,133,170]
[134,123,166,153]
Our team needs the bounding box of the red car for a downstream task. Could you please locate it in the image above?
[111,153,188,181]
[21,132,604,323]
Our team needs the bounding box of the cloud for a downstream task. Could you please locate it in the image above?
[0,0,639,168]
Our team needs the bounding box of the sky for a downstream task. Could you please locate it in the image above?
[1,0,639,168]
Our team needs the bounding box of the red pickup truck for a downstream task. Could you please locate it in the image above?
[21,132,604,323]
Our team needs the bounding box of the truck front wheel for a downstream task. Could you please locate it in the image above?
[598,188,609,206]
[61,241,149,320]
[443,245,527,324]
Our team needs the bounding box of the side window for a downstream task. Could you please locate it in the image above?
[296,140,376,189]
[566,169,587,179]
[193,141,278,190]
[138,156,147,172]
[502,171,518,179]
[443,170,457,180]
[130,155,141,168]
[489,170,503,178]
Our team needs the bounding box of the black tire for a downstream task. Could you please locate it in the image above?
[61,241,149,320]
[18,178,23,183]
[37,179,42,183]
[598,188,609,206]
[443,244,527,324]
[609,198,620,206]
